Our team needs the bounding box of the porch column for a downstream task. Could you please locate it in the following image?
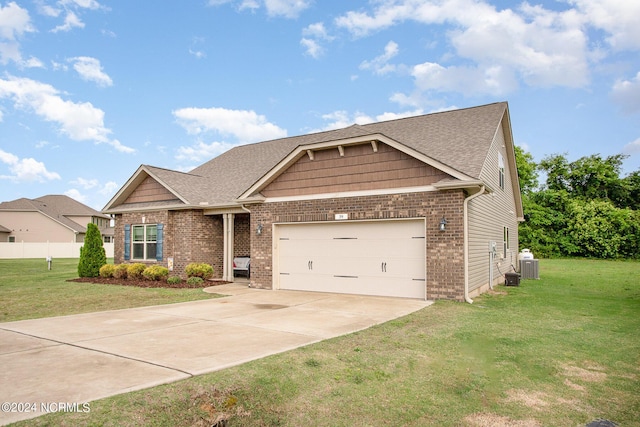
[222,213,235,282]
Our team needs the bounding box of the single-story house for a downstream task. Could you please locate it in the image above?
[0,195,114,244]
[103,102,524,301]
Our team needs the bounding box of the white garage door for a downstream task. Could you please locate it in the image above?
[275,219,426,299]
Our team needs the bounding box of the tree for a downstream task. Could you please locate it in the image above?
[514,145,539,194]
[78,223,107,277]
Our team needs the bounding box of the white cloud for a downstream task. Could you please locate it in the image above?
[70,177,98,189]
[336,0,593,94]
[300,22,333,58]
[0,2,34,39]
[300,38,323,58]
[68,56,113,87]
[0,148,61,182]
[0,75,134,153]
[410,61,519,96]
[0,2,42,67]
[51,10,84,32]
[571,0,640,50]
[263,0,311,18]
[189,48,206,59]
[173,107,287,142]
[175,140,237,162]
[622,138,640,155]
[611,72,640,114]
[302,22,330,40]
[208,0,311,18]
[64,188,88,204]
[99,180,118,195]
[360,41,399,75]
[60,0,102,10]
[312,110,374,132]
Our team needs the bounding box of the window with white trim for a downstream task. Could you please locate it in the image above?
[498,152,505,190]
[132,224,157,260]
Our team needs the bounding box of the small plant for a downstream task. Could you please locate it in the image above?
[167,276,183,285]
[186,276,204,287]
[185,263,214,280]
[127,263,146,279]
[99,264,116,278]
[113,264,128,279]
[142,265,169,281]
[77,223,107,278]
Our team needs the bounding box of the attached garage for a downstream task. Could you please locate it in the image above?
[274,219,426,299]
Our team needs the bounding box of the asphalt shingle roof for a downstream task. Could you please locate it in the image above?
[0,195,110,233]
[108,102,508,209]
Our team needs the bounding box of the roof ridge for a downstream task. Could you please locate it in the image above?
[361,101,507,128]
[144,164,204,178]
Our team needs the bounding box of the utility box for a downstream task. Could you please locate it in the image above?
[505,272,520,286]
[520,259,540,279]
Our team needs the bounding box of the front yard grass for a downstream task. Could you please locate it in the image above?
[0,259,217,322]
[8,258,640,426]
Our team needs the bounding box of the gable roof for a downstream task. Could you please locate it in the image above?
[0,195,110,234]
[104,102,515,213]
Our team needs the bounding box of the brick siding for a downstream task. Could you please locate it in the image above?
[249,189,466,301]
[114,210,223,278]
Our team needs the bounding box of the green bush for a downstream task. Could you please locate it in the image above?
[127,263,146,279]
[142,265,169,281]
[99,264,116,278]
[185,263,214,280]
[167,276,183,285]
[113,264,128,279]
[77,223,107,277]
[186,276,204,287]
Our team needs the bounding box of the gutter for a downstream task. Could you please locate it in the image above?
[463,185,486,304]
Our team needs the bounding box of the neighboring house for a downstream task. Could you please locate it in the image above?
[0,195,114,244]
[103,102,524,301]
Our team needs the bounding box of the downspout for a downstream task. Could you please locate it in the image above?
[463,185,485,304]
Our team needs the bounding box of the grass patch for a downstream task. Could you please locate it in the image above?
[0,259,218,322]
[10,259,640,426]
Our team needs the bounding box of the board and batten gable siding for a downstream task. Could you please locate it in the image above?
[123,176,180,204]
[467,119,520,294]
[261,142,450,198]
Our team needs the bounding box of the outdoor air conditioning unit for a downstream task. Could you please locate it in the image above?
[520,259,539,280]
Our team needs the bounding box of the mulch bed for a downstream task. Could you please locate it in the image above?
[68,277,231,289]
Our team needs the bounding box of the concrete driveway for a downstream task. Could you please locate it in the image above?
[0,284,431,425]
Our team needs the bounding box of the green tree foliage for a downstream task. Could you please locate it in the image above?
[515,149,639,259]
[78,223,107,277]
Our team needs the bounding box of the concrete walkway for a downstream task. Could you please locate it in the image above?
[0,284,431,425]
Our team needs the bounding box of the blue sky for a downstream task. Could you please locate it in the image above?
[1,0,639,210]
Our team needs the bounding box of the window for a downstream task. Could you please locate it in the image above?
[498,153,505,190]
[503,226,510,259]
[132,224,157,260]
[8,236,15,243]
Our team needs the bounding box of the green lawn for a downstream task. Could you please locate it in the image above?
[7,259,640,426]
[0,259,217,322]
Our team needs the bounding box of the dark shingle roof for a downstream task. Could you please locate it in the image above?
[107,102,508,210]
[0,195,110,233]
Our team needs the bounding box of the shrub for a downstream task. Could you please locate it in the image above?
[127,263,146,279]
[99,264,116,278]
[185,263,214,280]
[77,223,107,277]
[167,276,183,285]
[113,264,128,279]
[186,276,204,287]
[142,265,169,281]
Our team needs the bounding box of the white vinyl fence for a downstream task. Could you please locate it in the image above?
[0,242,114,259]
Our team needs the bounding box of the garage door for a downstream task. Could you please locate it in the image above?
[275,219,426,299]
